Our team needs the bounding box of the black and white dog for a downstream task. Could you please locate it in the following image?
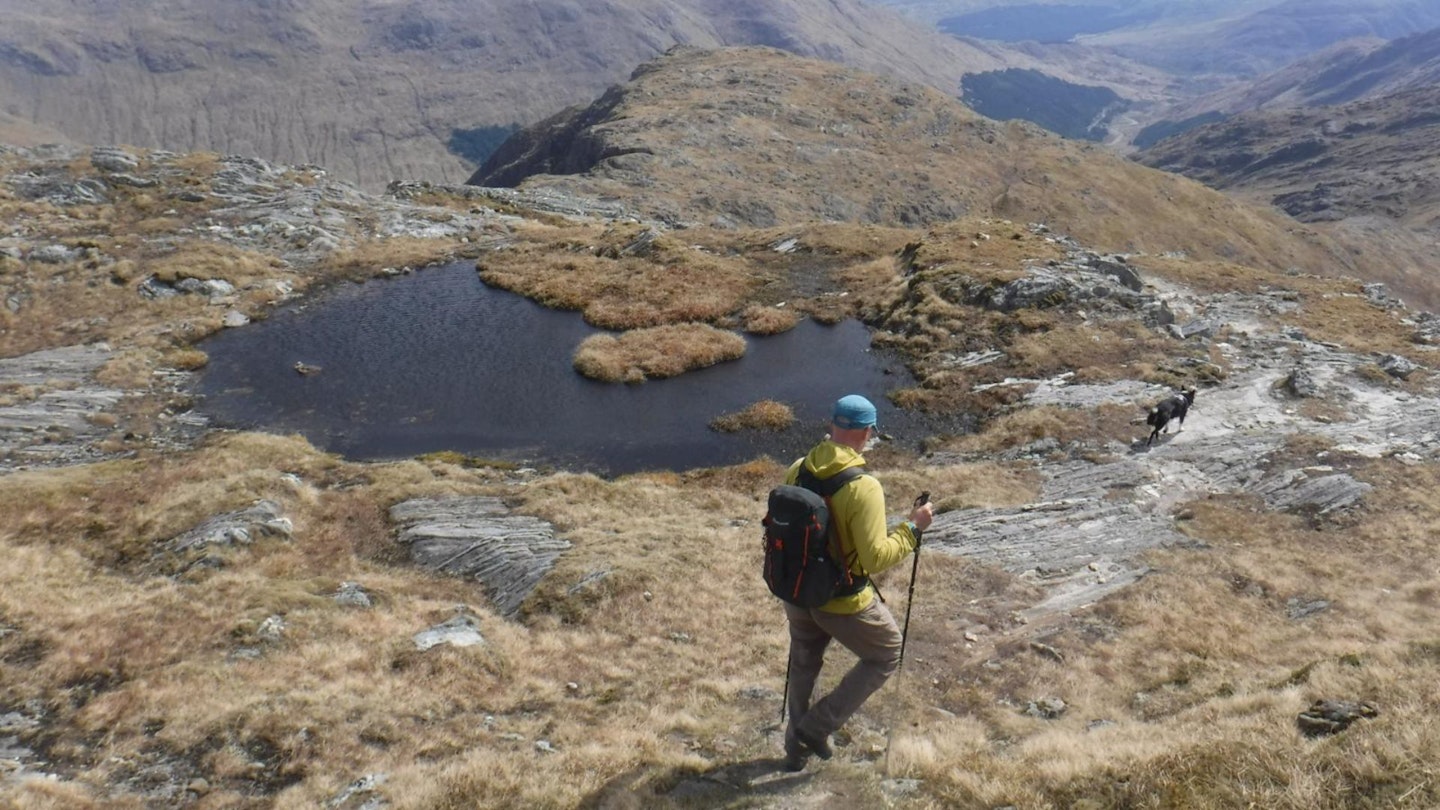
[1146,388,1197,447]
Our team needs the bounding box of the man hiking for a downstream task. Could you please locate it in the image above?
[778,394,933,770]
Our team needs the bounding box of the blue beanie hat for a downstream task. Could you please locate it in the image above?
[832,394,877,430]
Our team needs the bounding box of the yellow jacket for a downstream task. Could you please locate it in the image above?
[785,440,919,614]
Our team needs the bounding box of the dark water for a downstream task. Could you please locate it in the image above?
[196,263,933,475]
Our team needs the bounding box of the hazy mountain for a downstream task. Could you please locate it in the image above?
[878,0,1440,76]
[0,0,1024,189]
[873,0,1279,27]
[1162,27,1440,124]
[870,0,1440,150]
[1085,0,1440,77]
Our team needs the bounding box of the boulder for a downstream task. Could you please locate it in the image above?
[413,610,485,651]
[167,500,293,553]
[138,277,181,300]
[89,147,140,174]
[1282,366,1321,398]
[1297,700,1377,737]
[1363,283,1404,309]
[1378,354,1419,380]
[334,582,373,608]
[1085,255,1143,292]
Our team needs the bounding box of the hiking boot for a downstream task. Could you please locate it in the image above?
[794,726,833,760]
[783,734,809,772]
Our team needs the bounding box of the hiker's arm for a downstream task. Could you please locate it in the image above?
[843,477,918,575]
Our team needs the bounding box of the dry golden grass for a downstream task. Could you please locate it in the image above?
[709,400,795,433]
[145,241,284,284]
[738,304,800,335]
[9,133,1440,808]
[478,222,758,331]
[5,423,1440,808]
[317,236,470,280]
[572,324,747,383]
[939,404,1139,455]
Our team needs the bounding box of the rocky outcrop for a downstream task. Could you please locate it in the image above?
[166,500,294,554]
[412,609,486,651]
[471,86,635,189]
[0,344,125,471]
[391,497,570,619]
[926,261,1440,621]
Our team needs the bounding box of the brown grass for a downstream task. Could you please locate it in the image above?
[573,324,747,383]
[709,400,795,432]
[317,236,469,280]
[5,425,1440,808]
[478,222,758,330]
[9,134,1440,808]
[738,304,801,335]
[939,404,1139,454]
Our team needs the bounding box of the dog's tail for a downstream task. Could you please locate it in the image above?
[1146,408,1160,427]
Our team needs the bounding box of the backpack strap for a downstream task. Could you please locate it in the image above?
[797,465,865,498]
[796,466,870,596]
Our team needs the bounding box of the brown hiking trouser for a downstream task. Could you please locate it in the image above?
[783,598,902,742]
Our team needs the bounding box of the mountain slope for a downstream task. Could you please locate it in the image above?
[470,46,1365,279]
[1083,0,1440,77]
[1139,83,1440,231]
[0,0,1027,189]
[1162,27,1440,123]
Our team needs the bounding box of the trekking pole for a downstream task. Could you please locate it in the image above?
[897,491,929,671]
[886,491,929,775]
[780,653,791,727]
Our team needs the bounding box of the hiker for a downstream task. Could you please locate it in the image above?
[779,394,933,770]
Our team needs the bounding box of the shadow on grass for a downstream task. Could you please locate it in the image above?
[578,756,816,809]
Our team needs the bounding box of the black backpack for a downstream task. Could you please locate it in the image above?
[763,466,869,608]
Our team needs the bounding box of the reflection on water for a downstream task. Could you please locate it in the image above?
[196,262,929,474]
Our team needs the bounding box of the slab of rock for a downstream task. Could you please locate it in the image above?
[1255,471,1372,515]
[391,497,569,619]
[0,344,132,471]
[167,500,293,553]
[413,611,485,651]
[1297,699,1377,737]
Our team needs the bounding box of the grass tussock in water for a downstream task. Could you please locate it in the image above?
[709,399,795,432]
[739,304,801,335]
[572,323,747,383]
[478,221,758,330]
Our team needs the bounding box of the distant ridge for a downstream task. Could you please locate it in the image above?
[0,0,1030,188]
[470,46,1370,282]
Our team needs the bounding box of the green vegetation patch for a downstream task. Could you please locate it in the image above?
[961,69,1128,142]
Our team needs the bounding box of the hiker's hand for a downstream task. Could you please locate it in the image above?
[909,501,934,532]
